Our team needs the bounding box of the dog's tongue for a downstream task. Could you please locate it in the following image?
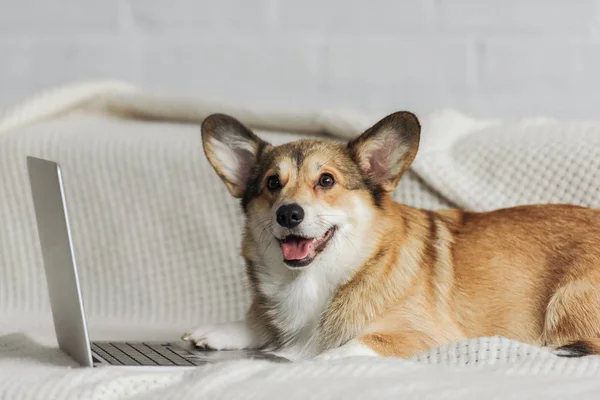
[281,237,315,260]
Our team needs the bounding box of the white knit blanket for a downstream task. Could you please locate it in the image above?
[1,81,600,399]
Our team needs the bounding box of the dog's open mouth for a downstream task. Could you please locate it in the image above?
[278,227,336,268]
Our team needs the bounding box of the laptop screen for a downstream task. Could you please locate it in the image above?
[27,156,93,367]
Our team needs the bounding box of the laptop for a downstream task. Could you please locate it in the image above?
[26,156,287,368]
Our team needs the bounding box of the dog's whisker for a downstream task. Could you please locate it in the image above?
[251,217,273,233]
[259,229,273,245]
[258,223,274,245]
[261,240,273,260]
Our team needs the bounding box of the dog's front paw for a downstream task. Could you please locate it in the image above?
[314,347,358,361]
[314,339,379,361]
[182,321,253,350]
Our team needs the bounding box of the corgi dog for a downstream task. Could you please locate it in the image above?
[183,111,600,361]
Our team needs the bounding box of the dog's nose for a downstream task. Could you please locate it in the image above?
[276,204,304,228]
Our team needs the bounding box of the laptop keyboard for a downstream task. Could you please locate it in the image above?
[91,342,205,366]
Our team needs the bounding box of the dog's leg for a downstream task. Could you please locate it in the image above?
[314,339,379,360]
[182,301,271,350]
[315,330,433,360]
[358,330,435,359]
[182,320,263,350]
[544,278,600,357]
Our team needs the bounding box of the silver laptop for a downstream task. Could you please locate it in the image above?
[26,156,287,368]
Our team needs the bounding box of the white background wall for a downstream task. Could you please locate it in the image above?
[1,0,600,118]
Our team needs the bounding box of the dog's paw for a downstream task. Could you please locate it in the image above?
[314,339,379,361]
[314,347,358,361]
[182,321,253,350]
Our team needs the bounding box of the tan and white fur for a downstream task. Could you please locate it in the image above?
[184,112,600,361]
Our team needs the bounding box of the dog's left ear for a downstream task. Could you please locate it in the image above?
[348,111,420,192]
[201,114,270,198]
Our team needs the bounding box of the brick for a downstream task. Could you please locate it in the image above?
[274,0,435,34]
[477,39,580,95]
[467,93,600,119]
[576,44,600,96]
[322,38,471,94]
[0,38,139,102]
[434,0,597,34]
[317,83,473,117]
[129,0,273,33]
[474,40,600,118]
[0,39,34,105]
[0,0,119,34]
[139,37,325,109]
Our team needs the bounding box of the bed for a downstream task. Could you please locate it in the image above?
[1,82,599,399]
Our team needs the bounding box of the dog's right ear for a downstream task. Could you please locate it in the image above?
[348,111,420,193]
[201,114,270,198]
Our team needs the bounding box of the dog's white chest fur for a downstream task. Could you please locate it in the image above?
[255,214,373,354]
[259,265,335,348]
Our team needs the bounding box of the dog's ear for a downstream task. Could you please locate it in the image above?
[201,114,270,198]
[348,111,420,192]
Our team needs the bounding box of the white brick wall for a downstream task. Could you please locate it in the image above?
[1,0,600,118]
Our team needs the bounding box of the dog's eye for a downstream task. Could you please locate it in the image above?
[266,175,282,191]
[318,173,335,188]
